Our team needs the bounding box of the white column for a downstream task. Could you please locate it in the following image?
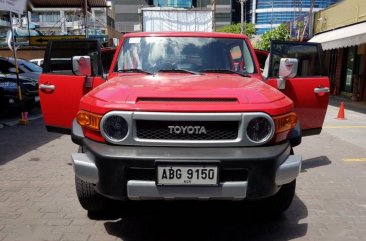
[60,10,65,34]
[252,0,257,24]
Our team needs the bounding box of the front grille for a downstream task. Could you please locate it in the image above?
[136,120,239,140]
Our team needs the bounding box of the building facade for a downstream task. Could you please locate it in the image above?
[27,6,114,42]
[310,0,366,102]
[0,1,116,46]
[113,0,232,33]
[247,0,339,34]
[0,13,10,39]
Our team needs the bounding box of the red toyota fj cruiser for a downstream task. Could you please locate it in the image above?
[39,32,329,215]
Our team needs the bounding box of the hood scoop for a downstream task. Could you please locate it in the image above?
[136,97,238,103]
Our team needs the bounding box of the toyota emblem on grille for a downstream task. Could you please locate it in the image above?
[168,126,207,135]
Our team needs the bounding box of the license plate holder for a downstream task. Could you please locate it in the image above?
[156,165,219,186]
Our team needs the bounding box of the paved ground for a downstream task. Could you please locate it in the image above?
[0,100,365,241]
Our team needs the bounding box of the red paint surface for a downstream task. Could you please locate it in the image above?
[40,32,329,136]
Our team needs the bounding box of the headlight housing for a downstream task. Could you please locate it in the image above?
[246,116,273,144]
[76,110,102,131]
[102,115,128,141]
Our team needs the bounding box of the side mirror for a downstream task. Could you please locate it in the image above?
[277,58,298,89]
[72,56,92,76]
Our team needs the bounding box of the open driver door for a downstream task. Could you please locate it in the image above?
[39,40,106,134]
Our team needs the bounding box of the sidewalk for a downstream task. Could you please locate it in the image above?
[323,96,366,150]
[329,95,366,114]
[0,108,43,128]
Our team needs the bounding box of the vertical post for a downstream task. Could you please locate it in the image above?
[244,0,246,25]
[240,0,244,34]
[84,0,88,38]
[252,0,256,24]
[92,9,95,32]
[270,1,273,30]
[211,0,216,31]
[10,12,28,125]
[60,10,65,34]
[27,11,31,43]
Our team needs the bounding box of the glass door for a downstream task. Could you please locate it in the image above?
[342,46,357,93]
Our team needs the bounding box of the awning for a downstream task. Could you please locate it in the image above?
[309,21,366,50]
[29,0,108,8]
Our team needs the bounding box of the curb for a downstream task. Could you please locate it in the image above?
[0,114,43,127]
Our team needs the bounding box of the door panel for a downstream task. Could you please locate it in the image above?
[39,75,104,132]
[267,41,330,134]
[39,40,105,133]
[267,77,329,130]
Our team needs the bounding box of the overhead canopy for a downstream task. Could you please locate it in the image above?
[29,0,108,8]
[309,22,366,50]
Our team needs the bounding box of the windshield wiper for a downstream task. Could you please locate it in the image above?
[201,69,250,77]
[117,69,153,75]
[155,69,201,75]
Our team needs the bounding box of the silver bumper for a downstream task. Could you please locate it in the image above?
[275,155,302,186]
[72,152,301,200]
[127,181,247,201]
[71,153,99,184]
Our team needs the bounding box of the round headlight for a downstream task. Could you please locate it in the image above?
[246,117,272,143]
[102,115,128,141]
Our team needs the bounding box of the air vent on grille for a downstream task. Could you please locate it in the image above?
[220,169,248,182]
[136,120,239,140]
[137,97,238,103]
[127,168,155,181]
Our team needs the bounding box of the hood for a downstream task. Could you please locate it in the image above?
[91,73,284,104]
[85,73,292,115]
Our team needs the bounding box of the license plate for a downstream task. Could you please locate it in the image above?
[157,166,218,186]
[35,96,40,102]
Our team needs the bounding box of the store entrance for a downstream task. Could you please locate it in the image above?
[342,46,357,93]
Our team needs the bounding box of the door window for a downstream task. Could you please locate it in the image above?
[101,50,115,74]
[43,40,102,76]
[269,42,324,78]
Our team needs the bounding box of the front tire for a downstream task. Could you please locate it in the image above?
[75,175,110,213]
[257,179,296,217]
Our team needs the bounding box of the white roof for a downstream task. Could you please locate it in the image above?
[309,21,366,50]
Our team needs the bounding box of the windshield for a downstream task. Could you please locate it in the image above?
[115,37,255,74]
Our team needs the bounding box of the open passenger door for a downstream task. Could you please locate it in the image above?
[39,40,106,134]
[265,41,330,135]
